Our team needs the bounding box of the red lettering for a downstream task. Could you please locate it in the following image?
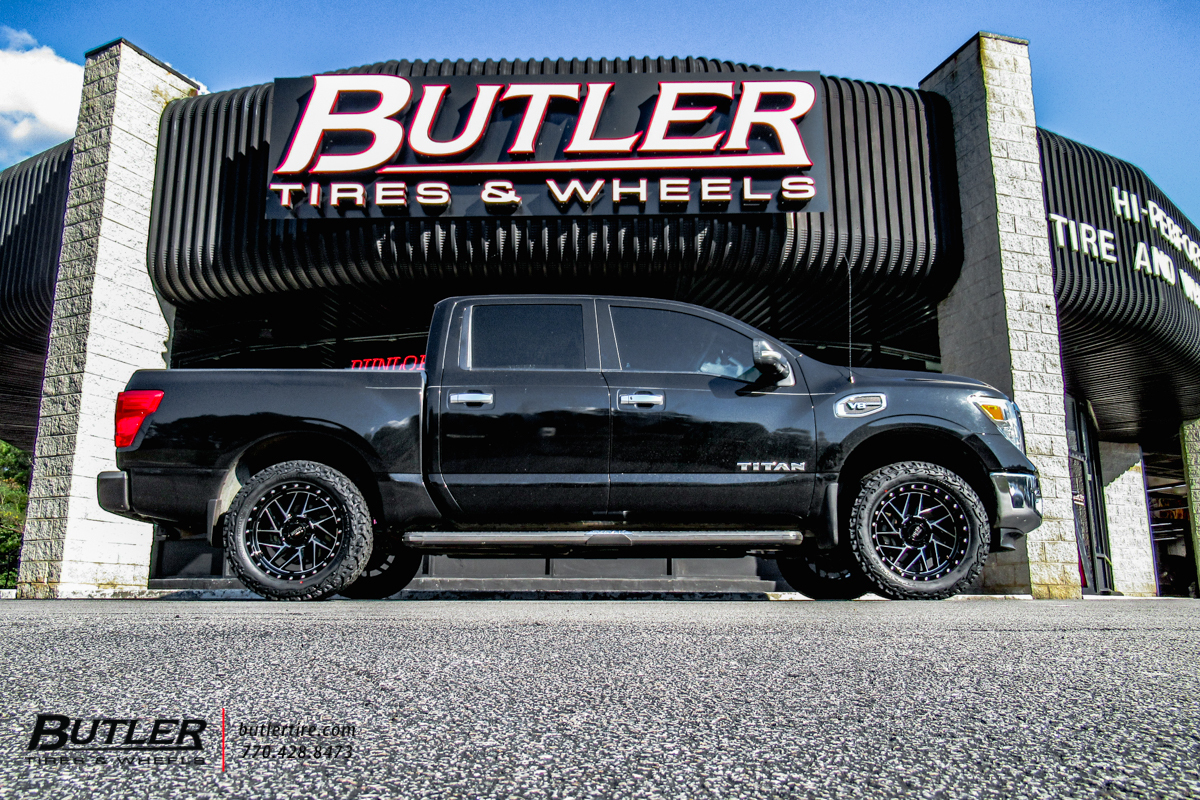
[348,354,427,370]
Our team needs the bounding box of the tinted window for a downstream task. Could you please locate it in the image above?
[470,304,586,370]
[610,306,754,378]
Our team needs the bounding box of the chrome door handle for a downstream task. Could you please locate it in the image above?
[619,392,664,406]
[449,391,494,404]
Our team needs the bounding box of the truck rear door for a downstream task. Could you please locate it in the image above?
[434,299,610,520]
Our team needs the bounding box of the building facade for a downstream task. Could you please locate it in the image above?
[1,33,1196,598]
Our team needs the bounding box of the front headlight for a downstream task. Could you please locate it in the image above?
[972,395,1025,453]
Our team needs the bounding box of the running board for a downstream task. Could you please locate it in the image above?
[403,530,803,548]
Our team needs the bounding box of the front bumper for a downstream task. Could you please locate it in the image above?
[991,471,1042,544]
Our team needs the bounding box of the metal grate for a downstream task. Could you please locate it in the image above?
[0,140,73,450]
[1040,129,1200,447]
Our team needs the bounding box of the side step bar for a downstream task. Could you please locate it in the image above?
[403,530,803,548]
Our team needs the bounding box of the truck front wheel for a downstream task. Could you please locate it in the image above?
[224,460,373,601]
[847,461,990,600]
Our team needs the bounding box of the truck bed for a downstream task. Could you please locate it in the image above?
[117,369,426,530]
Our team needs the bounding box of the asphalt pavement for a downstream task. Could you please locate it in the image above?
[0,598,1197,800]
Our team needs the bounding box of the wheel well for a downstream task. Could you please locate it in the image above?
[233,434,383,523]
[838,430,997,527]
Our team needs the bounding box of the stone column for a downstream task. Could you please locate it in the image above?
[921,33,1081,599]
[1098,442,1157,596]
[1179,419,1200,595]
[17,40,200,598]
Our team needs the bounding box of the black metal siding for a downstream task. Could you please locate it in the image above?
[1040,128,1200,444]
[0,140,73,450]
[0,141,72,344]
[148,58,959,367]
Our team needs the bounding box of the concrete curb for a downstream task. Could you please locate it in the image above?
[767,593,1035,601]
[2,588,1192,601]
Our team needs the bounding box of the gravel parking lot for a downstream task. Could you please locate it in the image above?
[0,598,1197,799]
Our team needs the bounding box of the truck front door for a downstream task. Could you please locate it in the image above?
[600,301,815,523]
[435,299,610,520]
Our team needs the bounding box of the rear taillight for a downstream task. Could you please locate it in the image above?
[115,390,164,448]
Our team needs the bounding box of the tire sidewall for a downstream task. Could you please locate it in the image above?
[225,461,373,600]
[778,544,869,600]
[337,539,422,599]
[848,462,989,600]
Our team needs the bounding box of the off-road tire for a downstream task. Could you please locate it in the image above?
[777,543,870,600]
[337,538,422,599]
[224,460,373,601]
[847,461,989,600]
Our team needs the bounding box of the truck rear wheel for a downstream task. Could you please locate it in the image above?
[776,544,870,600]
[847,461,989,600]
[224,460,373,601]
[337,539,422,599]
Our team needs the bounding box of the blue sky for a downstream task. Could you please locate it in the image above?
[2,0,1197,220]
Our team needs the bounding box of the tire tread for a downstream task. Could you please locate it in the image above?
[224,460,373,601]
[847,461,990,601]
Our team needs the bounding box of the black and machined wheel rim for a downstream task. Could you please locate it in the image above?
[245,481,346,581]
[870,482,970,582]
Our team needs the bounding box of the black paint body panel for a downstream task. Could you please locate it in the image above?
[436,298,610,519]
[116,369,430,530]
[104,295,1040,550]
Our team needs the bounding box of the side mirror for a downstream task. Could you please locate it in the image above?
[752,339,791,383]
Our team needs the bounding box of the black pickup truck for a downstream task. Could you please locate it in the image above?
[97,295,1042,601]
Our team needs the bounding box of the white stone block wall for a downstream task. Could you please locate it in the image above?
[921,33,1081,599]
[1098,442,1156,596]
[1179,419,1200,593]
[17,41,200,598]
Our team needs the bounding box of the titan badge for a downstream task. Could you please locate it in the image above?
[736,461,806,472]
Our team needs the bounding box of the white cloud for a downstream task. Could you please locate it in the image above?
[0,27,83,169]
[2,26,36,50]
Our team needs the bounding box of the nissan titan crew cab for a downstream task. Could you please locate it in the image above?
[97,296,1043,601]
